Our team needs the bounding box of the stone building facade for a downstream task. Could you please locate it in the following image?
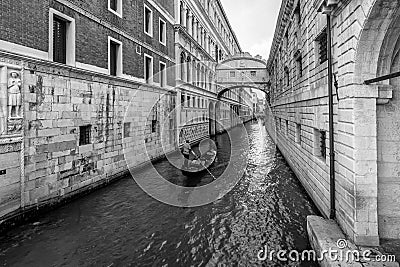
[174,0,248,143]
[267,0,400,245]
[0,0,178,222]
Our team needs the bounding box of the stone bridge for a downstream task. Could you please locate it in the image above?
[216,52,270,99]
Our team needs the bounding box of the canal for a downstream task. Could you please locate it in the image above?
[0,121,320,266]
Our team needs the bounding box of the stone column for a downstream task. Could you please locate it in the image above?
[0,66,8,135]
[188,12,193,36]
[197,24,200,43]
[201,28,204,48]
[182,7,187,28]
[191,17,196,39]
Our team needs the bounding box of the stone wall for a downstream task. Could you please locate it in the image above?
[0,53,177,222]
[265,0,400,246]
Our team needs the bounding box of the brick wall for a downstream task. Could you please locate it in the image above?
[0,0,175,84]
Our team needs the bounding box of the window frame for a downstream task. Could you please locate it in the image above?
[159,18,167,45]
[108,36,123,77]
[144,4,153,37]
[316,28,328,65]
[79,125,92,146]
[159,61,167,87]
[49,9,76,66]
[144,53,154,84]
[108,0,123,18]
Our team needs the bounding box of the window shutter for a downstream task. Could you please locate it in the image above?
[53,17,67,64]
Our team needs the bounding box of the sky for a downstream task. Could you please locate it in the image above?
[220,0,282,60]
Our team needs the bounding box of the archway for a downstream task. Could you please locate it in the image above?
[217,85,269,99]
[354,0,400,241]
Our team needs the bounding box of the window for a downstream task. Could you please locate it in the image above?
[250,71,256,77]
[230,71,236,78]
[316,30,328,64]
[50,9,75,65]
[108,0,122,17]
[286,120,289,136]
[159,62,166,87]
[295,53,303,78]
[152,120,157,133]
[109,40,119,76]
[295,124,301,144]
[198,97,200,108]
[53,16,67,64]
[284,67,290,86]
[151,105,158,133]
[144,5,153,37]
[124,122,131,137]
[79,125,91,146]
[187,96,191,107]
[108,37,122,76]
[314,129,327,160]
[181,93,185,106]
[159,18,166,45]
[144,54,153,83]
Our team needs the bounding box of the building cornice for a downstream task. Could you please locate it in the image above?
[267,0,294,70]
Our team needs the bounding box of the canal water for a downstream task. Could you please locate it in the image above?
[0,121,320,267]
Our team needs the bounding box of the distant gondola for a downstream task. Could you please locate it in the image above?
[181,150,217,177]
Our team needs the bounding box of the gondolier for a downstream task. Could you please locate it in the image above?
[182,140,192,168]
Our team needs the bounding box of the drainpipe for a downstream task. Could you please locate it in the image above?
[317,0,338,220]
[326,13,336,220]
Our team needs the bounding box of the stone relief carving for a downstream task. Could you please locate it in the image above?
[0,66,23,136]
[8,71,22,118]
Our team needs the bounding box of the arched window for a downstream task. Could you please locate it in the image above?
[201,66,205,88]
[180,52,186,81]
[192,60,196,85]
[284,66,290,87]
[197,63,201,87]
[187,56,191,83]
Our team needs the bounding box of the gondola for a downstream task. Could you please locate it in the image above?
[181,150,217,177]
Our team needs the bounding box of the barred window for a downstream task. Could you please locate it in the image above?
[316,30,328,64]
[314,129,327,160]
[79,125,91,146]
[320,131,327,159]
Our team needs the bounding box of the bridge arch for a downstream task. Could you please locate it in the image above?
[215,52,270,99]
